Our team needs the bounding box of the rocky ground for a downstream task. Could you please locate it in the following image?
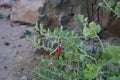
[0,0,120,80]
[0,18,37,80]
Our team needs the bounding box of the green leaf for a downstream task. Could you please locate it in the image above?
[73,56,79,62]
[73,38,81,44]
[117,1,120,8]
[98,2,104,6]
[89,22,101,33]
[96,25,101,33]
[102,46,113,66]
[80,54,85,61]
[106,6,111,11]
[53,28,59,35]
[83,27,90,38]
[115,2,120,16]
[115,7,120,16]
[76,14,84,22]
[63,73,72,80]
[110,68,119,76]
[108,1,115,7]
[84,64,101,79]
[107,76,120,80]
[103,46,120,64]
[89,22,96,29]
[72,71,78,78]
[89,22,101,38]
[84,17,88,22]
[64,53,72,59]
[35,22,39,31]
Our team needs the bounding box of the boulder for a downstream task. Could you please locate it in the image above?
[10,0,45,24]
[10,0,120,38]
[38,0,81,30]
[0,0,17,8]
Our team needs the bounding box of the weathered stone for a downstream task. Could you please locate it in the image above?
[70,0,81,6]
[60,15,71,26]
[9,0,119,38]
[56,0,70,8]
[10,0,45,24]
[0,8,10,18]
[0,0,18,8]
[38,14,60,30]
[20,76,29,80]
[107,18,120,37]
[38,0,81,31]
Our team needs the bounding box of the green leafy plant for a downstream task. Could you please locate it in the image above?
[32,13,120,80]
[99,0,120,17]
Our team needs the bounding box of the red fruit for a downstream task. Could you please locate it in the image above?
[57,45,62,56]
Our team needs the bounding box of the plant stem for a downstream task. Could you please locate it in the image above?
[97,35,104,50]
[80,48,98,65]
[103,0,119,17]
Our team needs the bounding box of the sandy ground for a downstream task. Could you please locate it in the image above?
[0,19,37,80]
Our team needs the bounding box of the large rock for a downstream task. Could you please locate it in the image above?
[10,0,120,38]
[10,0,45,24]
[0,0,18,7]
[38,0,81,31]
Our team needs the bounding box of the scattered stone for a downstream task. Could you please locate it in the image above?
[60,15,71,26]
[20,35,25,39]
[24,30,32,35]
[16,51,19,54]
[0,0,16,8]
[0,8,11,18]
[70,0,81,6]
[5,42,10,46]
[0,14,4,19]
[20,76,29,80]
[56,0,70,8]
[0,70,9,79]
[20,68,24,71]
[20,30,32,39]
[3,66,8,71]
[18,45,21,47]
[1,36,5,39]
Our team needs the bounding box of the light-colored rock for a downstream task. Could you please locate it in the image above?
[0,0,17,7]
[10,0,45,24]
[0,8,11,18]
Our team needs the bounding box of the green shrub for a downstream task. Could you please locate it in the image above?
[32,13,120,80]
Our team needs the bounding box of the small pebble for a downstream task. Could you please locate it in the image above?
[20,30,32,39]
[3,66,8,70]
[16,51,19,54]
[1,36,5,39]
[5,42,10,46]
[24,30,32,35]
[18,45,22,47]
[20,35,25,39]
[20,76,29,80]
[20,68,24,71]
